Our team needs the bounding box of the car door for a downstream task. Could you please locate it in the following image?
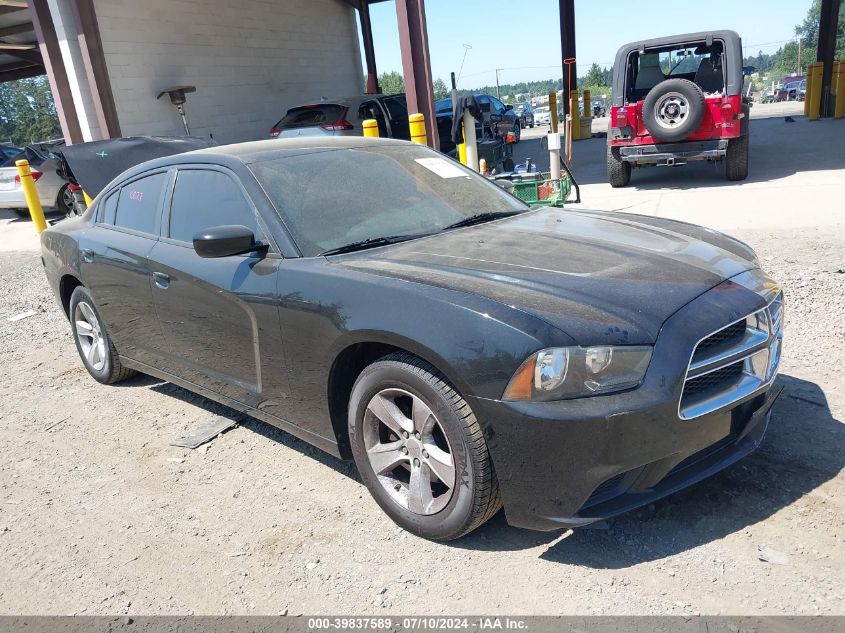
[357,99,389,137]
[380,95,411,140]
[78,170,170,366]
[146,166,289,411]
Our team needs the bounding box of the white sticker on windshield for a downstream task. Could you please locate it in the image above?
[414,157,467,179]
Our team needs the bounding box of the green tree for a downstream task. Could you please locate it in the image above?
[432,77,448,100]
[377,71,405,95]
[0,77,62,146]
[585,63,605,88]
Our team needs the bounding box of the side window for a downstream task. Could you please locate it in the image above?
[491,97,506,114]
[101,191,118,224]
[168,169,261,244]
[113,172,166,235]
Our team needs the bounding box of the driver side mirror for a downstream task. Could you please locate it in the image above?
[193,224,264,258]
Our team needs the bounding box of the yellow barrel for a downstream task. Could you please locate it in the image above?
[570,92,580,139]
[409,113,427,145]
[804,65,813,117]
[362,118,379,138]
[808,62,823,120]
[834,60,845,119]
[15,159,48,233]
[549,92,558,133]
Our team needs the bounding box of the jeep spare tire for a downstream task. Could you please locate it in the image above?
[643,78,706,143]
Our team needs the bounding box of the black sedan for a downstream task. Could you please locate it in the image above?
[41,137,783,540]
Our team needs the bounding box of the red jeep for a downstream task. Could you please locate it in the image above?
[607,30,749,187]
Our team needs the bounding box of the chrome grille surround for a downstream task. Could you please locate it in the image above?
[679,290,784,420]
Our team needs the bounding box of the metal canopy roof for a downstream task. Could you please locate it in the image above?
[0,1,42,83]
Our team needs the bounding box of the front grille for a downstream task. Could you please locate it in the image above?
[683,363,744,396]
[680,291,783,420]
[693,321,746,361]
[581,472,628,508]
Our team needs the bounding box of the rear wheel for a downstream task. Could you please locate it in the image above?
[642,78,706,142]
[607,146,631,188]
[512,121,521,143]
[349,352,502,540]
[56,184,75,216]
[69,286,137,384]
[725,134,749,181]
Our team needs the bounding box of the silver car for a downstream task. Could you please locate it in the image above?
[269,94,411,140]
[0,146,73,216]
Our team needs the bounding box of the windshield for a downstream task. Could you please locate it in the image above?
[248,144,528,256]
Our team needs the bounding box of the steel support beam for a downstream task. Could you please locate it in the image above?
[816,0,841,118]
[29,0,83,143]
[359,0,379,94]
[395,0,438,148]
[559,0,576,117]
[71,0,121,138]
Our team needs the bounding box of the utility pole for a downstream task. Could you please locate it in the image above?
[495,68,503,99]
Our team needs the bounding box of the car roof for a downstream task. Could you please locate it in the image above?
[111,137,414,181]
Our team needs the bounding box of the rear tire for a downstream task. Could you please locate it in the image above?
[348,352,502,541]
[607,146,631,188]
[69,286,137,384]
[642,78,706,142]
[56,184,75,216]
[726,134,749,181]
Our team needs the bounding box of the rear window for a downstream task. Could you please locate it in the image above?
[274,105,344,129]
[113,172,166,235]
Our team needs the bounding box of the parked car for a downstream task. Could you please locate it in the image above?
[269,94,411,141]
[608,30,750,186]
[434,94,521,154]
[533,105,551,126]
[41,136,783,541]
[776,78,805,102]
[592,101,606,118]
[514,102,535,127]
[0,144,22,162]
[0,146,74,216]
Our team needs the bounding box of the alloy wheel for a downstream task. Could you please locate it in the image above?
[362,388,456,515]
[74,301,106,371]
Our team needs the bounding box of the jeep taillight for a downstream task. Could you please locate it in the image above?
[614,108,629,126]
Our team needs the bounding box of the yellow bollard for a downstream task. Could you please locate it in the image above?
[549,92,559,133]
[457,121,467,165]
[570,92,581,140]
[582,89,591,117]
[15,159,48,234]
[804,65,813,117]
[808,62,823,120]
[83,191,93,207]
[362,118,379,138]
[834,60,845,119]
[409,113,427,145]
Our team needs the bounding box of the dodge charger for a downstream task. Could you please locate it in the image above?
[41,137,783,540]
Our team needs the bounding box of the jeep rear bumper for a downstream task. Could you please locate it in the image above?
[620,139,729,165]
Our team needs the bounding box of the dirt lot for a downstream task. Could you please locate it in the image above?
[0,106,843,616]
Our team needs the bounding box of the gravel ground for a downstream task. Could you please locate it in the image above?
[0,221,842,616]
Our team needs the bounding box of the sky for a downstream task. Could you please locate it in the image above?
[363,0,813,90]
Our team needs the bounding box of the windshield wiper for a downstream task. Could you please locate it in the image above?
[441,211,522,231]
[321,234,423,256]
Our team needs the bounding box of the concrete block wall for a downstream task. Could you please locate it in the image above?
[93,0,364,143]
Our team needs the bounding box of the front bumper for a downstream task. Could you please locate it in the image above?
[620,139,729,165]
[471,273,782,531]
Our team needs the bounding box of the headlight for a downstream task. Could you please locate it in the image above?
[503,345,653,401]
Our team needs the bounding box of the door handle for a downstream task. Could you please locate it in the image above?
[152,271,170,289]
[82,248,94,263]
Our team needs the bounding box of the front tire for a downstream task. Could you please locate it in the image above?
[607,146,631,187]
[69,286,137,384]
[725,134,749,181]
[56,184,75,216]
[349,352,501,541]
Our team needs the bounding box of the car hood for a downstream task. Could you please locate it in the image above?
[333,208,758,345]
